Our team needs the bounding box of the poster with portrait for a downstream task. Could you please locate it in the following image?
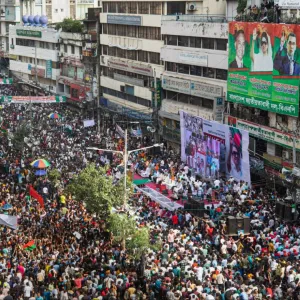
[227,22,300,117]
[180,111,251,184]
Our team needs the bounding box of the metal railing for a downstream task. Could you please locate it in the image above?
[162,14,227,23]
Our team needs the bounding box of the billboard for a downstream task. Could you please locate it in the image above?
[180,111,250,184]
[227,22,300,117]
[0,96,66,104]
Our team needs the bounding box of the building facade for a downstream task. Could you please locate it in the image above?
[98,0,226,124]
[159,17,228,150]
[9,24,60,94]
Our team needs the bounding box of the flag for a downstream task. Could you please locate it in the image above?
[0,214,17,230]
[29,185,44,208]
[116,124,125,138]
[23,240,36,251]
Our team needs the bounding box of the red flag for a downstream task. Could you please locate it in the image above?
[29,185,44,208]
[23,240,35,249]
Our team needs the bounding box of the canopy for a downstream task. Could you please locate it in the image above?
[48,113,61,119]
[35,169,47,176]
[31,159,50,168]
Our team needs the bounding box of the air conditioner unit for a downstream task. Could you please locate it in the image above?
[283,150,290,160]
[187,3,197,11]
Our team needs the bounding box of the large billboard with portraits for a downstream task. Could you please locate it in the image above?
[180,111,251,184]
[227,22,300,117]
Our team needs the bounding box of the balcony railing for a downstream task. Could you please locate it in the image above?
[230,109,269,127]
[162,14,227,23]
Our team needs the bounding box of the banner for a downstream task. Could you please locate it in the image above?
[0,78,13,84]
[279,0,300,9]
[0,96,66,104]
[130,127,142,138]
[227,22,300,117]
[46,60,52,79]
[180,111,250,184]
[83,119,95,128]
[116,124,125,138]
[0,214,17,230]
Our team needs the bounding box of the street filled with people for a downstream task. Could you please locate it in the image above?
[0,101,299,300]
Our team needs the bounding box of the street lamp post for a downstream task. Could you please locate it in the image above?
[87,131,163,207]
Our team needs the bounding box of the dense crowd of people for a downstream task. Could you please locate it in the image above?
[0,101,299,300]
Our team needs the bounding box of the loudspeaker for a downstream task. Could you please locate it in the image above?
[243,216,250,234]
[227,216,250,235]
[227,216,236,235]
[283,204,293,221]
[275,201,285,219]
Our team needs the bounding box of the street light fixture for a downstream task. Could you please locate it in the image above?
[87,129,163,206]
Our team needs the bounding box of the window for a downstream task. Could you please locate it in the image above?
[166,62,177,72]
[216,39,227,51]
[107,2,117,13]
[55,9,58,13]
[108,47,116,56]
[103,24,108,34]
[178,93,189,104]
[108,24,116,35]
[149,52,160,64]
[166,90,177,101]
[150,2,161,14]
[166,35,177,46]
[61,9,64,12]
[138,27,147,39]
[64,44,67,53]
[102,45,108,55]
[127,26,137,38]
[216,69,227,80]
[178,36,189,47]
[202,38,215,49]
[190,65,202,76]
[128,2,137,13]
[138,2,149,14]
[39,41,45,48]
[117,48,126,58]
[203,67,215,78]
[178,63,189,74]
[71,88,79,99]
[190,96,202,106]
[71,45,75,54]
[275,144,283,157]
[202,99,213,109]
[117,25,126,36]
[127,50,137,60]
[118,2,126,13]
[138,51,148,63]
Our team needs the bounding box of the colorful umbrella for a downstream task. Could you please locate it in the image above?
[2,204,12,210]
[48,113,61,119]
[30,159,50,168]
[35,169,47,176]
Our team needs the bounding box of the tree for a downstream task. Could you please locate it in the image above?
[55,18,84,33]
[66,164,127,218]
[48,169,61,187]
[11,123,30,152]
[237,0,247,14]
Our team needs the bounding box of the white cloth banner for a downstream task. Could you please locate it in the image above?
[0,214,18,230]
[83,119,95,127]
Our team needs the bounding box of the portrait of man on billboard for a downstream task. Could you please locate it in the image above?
[227,128,243,178]
[274,31,300,75]
[229,28,248,69]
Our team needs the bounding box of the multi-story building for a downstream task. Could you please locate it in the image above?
[159,16,228,150]
[9,24,60,94]
[57,31,88,106]
[99,0,226,124]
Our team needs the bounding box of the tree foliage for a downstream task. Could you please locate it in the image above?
[55,18,84,33]
[237,0,247,14]
[48,169,61,186]
[11,123,30,152]
[66,164,126,218]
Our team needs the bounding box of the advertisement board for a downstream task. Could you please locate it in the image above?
[180,111,251,183]
[46,60,52,79]
[227,22,300,117]
[107,15,142,26]
[279,0,300,8]
[0,96,66,104]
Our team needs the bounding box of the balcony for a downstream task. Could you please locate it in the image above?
[231,108,269,127]
[162,14,227,23]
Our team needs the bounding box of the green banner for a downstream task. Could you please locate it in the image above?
[227,22,300,117]
[16,29,42,38]
[0,96,66,104]
[0,78,13,84]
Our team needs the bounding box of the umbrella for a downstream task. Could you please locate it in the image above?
[2,204,12,210]
[35,169,47,176]
[48,113,61,119]
[31,159,50,168]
